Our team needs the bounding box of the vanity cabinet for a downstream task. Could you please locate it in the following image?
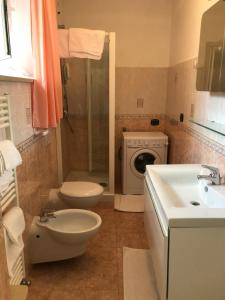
[144,181,225,300]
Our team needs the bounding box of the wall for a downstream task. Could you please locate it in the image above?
[0,81,59,295]
[58,0,171,183]
[166,0,225,177]
[58,0,171,114]
[170,0,219,66]
[59,0,171,68]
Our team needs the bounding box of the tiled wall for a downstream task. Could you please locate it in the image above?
[165,59,225,178]
[166,59,225,126]
[116,67,168,115]
[0,81,59,294]
[17,130,59,272]
[165,120,225,177]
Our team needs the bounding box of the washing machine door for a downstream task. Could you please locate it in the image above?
[130,149,161,177]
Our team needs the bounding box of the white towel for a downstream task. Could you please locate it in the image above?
[0,140,22,171]
[58,29,69,58]
[3,233,24,278]
[3,207,25,244]
[0,170,14,195]
[2,207,25,278]
[69,28,105,60]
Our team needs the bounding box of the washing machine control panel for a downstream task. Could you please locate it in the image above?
[127,139,163,148]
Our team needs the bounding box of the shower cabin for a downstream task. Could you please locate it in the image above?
[57,33,115,197]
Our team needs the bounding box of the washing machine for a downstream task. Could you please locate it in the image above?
[122,132,168,195]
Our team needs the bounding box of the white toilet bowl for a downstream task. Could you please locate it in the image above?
[59,181,104,209]
[47,181,104,209]
[29,209,102,264]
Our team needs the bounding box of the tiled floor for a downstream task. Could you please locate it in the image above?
[28,202,148,300]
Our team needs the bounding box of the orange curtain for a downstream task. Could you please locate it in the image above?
[31,0,63,128]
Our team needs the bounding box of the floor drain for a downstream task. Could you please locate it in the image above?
[190,201,200,206]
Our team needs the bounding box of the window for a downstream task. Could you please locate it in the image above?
[0,0,10,60]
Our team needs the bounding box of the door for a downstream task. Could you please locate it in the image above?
[131,149,161,178]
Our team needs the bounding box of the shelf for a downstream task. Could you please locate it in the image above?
[0,75,34,83]
[190,119,225,136]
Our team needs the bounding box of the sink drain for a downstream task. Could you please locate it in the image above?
[190,201,200,206]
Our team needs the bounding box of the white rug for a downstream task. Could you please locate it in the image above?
[123,247,158,300]
[114,194,144,212]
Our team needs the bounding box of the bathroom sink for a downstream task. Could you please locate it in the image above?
[201,184,225,208]
[145,164,225,229]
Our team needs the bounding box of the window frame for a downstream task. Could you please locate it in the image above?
[0,0,11,61]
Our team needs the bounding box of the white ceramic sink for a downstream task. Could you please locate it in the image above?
[145,164,225,228]
[201,184,225,208]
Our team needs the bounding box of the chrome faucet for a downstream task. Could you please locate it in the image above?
[197,165,221,185]
[40,208,56,223]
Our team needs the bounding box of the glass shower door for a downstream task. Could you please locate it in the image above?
[87,41,109,186]
[60,40,110,190]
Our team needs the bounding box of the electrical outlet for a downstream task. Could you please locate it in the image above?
[137,98,144,108]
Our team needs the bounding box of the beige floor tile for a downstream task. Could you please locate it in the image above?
[28,207,151,300]
[117,231,148,249]
[116,212,145,233]
[84,264,118,290]
[28,285,52,300]
[48,288,85,300]
[83,289,119,300]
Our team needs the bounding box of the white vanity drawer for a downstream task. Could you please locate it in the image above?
[144,182,168,300]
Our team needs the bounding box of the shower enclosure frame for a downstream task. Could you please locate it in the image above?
[56,32,115,197]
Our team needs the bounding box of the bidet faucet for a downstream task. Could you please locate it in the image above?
[197,165,221,185]
[40,208,56,223]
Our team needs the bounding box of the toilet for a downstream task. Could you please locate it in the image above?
[29,209,102,264]
[48,181,104,209]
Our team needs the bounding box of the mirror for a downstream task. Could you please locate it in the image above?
[0,0,10,60]
[196,0,225,92]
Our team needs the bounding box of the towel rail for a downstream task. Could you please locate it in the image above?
[10,254,24,285]
[0,109,9,115]
[0,116,10,122]
[1,189,17,211]
[0,94,26,286]
[0,122,10,129]
[0,174,17,212]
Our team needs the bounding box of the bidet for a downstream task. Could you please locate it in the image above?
[29,209,102,263]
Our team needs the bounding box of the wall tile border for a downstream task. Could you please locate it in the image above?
[165,117,225,157]
[115,113,166,120]
[16,132,53,153]
[181,123,225,156]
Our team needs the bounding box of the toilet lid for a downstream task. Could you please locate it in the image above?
[60,181,104,198]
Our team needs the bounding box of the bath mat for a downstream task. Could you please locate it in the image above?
[123,247,158,300]
[114,194,144,212]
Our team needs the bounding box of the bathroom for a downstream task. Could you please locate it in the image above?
[1,0,225,299]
